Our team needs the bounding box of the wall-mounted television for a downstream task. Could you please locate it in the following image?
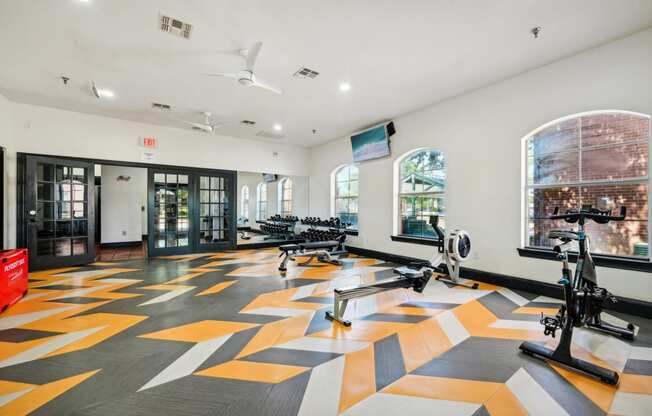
[351,121,394,163]
[262,173,278,182]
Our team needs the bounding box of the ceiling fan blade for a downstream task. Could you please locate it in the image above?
[246,41,263,71]
[169,116,209,130]
[202,72,239,79]
[252,76,282,95]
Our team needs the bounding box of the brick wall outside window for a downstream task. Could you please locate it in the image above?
[526,112,650,257]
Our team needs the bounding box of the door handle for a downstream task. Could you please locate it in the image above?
[28,209,37,223]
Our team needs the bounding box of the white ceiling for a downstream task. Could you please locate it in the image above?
[0,0,650,147]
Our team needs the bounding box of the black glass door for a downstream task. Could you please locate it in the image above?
[197,174,234,251]
[147,168,235,256]
[25,156,95,270]
[148,169,193,256]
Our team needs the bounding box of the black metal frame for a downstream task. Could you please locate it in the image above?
[17,152,237,263]
[520,207,635,385]
[147,167,237,257]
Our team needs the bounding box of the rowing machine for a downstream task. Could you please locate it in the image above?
[325,265,432,326]
[428,216,477,289]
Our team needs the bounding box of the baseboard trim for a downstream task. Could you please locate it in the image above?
[347,246,652,319]
[100,241,143,249]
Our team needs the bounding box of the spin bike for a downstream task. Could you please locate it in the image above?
[325,215,474,326]
[519,205,636,385]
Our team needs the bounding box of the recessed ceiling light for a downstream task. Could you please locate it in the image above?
[273,124,283,132]
[339,82,351,92]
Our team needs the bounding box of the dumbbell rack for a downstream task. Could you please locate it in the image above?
[259,216,299,240]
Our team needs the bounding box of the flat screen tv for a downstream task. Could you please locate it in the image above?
[262,173,278,182]
[351,123,391,163]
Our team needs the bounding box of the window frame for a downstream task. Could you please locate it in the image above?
[278,178,293,217]
[257,182,267,221]
[331,164,359,230]
[520,110,651,260]
[395,148,446,240]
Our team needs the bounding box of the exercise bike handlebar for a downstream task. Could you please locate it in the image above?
[549,206,627,224]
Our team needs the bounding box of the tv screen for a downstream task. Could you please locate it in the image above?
[351,124,391,163]
[262,173,277,182]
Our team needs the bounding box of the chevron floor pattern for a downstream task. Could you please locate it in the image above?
[0,248,651,415]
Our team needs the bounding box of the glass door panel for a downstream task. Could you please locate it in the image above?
[25,156,95,270]
[149,169,193,256]
[196,173,235,251]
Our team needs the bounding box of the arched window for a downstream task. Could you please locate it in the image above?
[332,165,359,229]
[279,178,293,216]
[240,185,249,218]
[397,149,445,238]
[257,182,267,220]
[523,111,650,257]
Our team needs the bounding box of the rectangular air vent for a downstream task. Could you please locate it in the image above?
[160,14,192,39]
[152,102,171,111]
[256,130,284,140]
[293,67,319,79]
[241,120,256,126]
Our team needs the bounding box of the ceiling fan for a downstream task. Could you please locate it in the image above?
[173,111,229,133]
[203,41,282,95]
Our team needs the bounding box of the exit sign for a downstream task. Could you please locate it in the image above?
[141,137,157,149]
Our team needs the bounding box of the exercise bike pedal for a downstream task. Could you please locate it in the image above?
[540,313,561,338]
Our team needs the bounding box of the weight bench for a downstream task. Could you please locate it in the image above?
[278,240,347,272]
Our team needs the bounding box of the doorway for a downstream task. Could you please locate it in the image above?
[95,164,148,261]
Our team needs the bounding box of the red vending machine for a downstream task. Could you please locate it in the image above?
[0,249,28,313]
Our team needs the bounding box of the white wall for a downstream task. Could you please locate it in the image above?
[2,103,309,248]
[100,165,147,244]
[308,29,652,301]
[0,92,11,249]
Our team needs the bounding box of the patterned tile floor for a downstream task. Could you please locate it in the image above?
[0,248,651,415]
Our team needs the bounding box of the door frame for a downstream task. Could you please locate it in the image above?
[17,153,237,258]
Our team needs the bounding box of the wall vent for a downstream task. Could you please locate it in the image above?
[152,102,172,111]
[160,14,192,39]
[256,130,284,140]
[293,67,319,79]
[241,120,256,126]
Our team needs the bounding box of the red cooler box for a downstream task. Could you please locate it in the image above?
[0,249,28,313]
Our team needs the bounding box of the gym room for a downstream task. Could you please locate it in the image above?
[0,1,650,415]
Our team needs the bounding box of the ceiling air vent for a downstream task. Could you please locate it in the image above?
[159,14,192,39]
[152,102,171,111]
[256,130,284,140]
[241,120,256,126]
[293,67,319,79]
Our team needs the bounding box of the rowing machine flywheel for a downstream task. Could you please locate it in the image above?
[446,230,471,262]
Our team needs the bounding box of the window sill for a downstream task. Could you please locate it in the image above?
[391,235,442,246]
[517,247,652,273]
